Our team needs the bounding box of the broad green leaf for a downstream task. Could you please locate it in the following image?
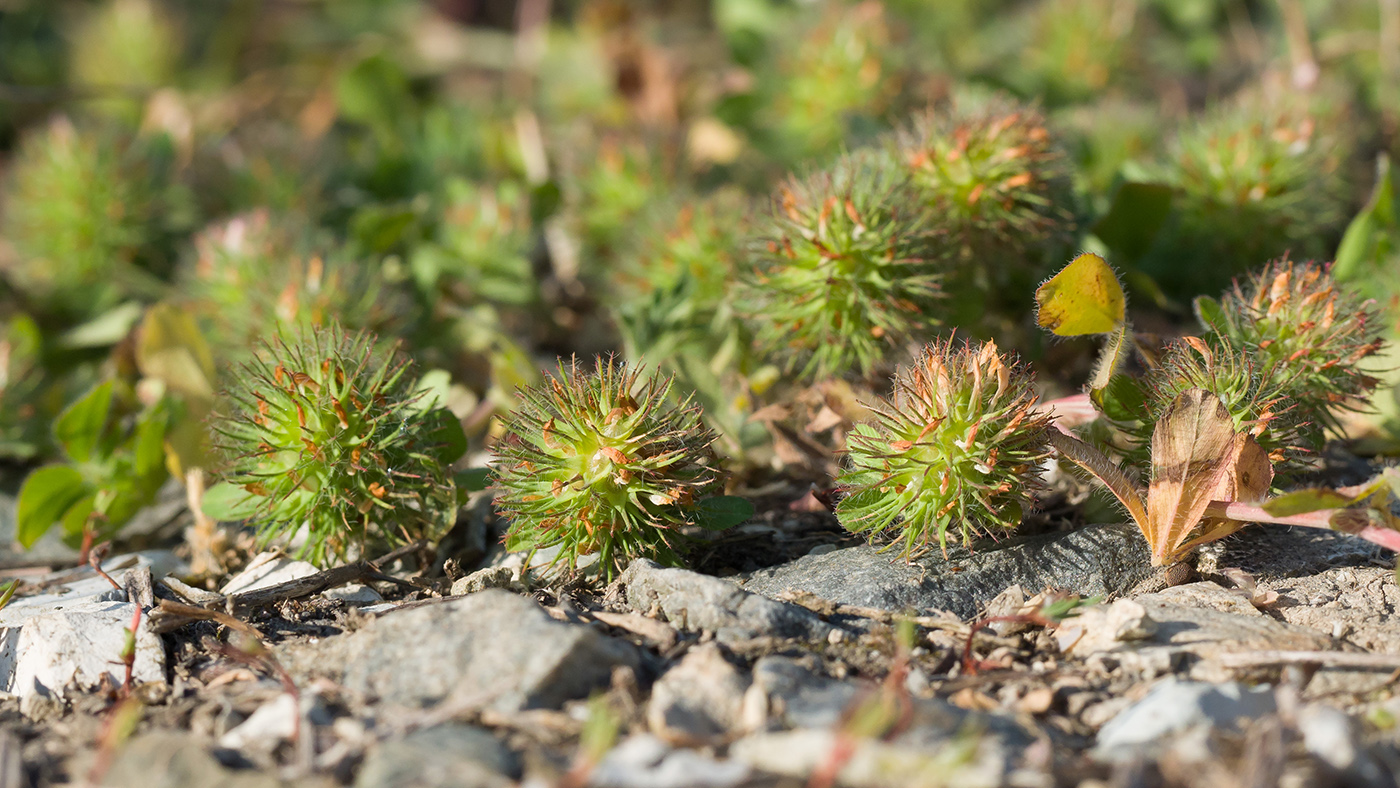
[1035,253,1126,337]
[1091,374,1147,423]
[455,467,492,493]
[1092,182,1174,262]
[423,408,468,466]
[335,54,412,135]
[1262,488,1360,517]
[54,382,113,464]
[1335,153,1396,281]
[60,493,97,544]
[1040,595,1103,622]
[132,400,172,485]
[57,302,144,349]
[1335,211,1379,283]
[201,481,263,522]
[530,179,563,224]
[692,495,754,531]
[162,415,211,480]
[16,465,90,548]
[1193,295,1227,336]
[136,303,217,406]
[412,370,454,411]
[4,313,41,368]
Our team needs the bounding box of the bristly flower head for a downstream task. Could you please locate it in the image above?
[180,210,386,358]
[2,117,169,322]
[897,98,1076,262]
[741,150,942,382]
[207,325,463,566]
[836,338,1051,558]
[493,359,724,580]
[1136,338,1298,470]
[1195,258,1384,444]
[1144,101,1350,295]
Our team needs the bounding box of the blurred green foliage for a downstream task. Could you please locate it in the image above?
[0,0,1397,552]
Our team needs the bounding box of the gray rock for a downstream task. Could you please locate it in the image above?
[278,589,639,712]
[751,655,860,730]
[646,643,749,743]
[589,734,751,788]
[1094,678,1277,761]
[620,559,834,643]
[1257,566,1400,654]
[355,724,518,788]
[739,524,1152,619]
[750,655,1032,749]
[450,566,516,596]
[322,583,383,605]
[1060,583,1338,683]
[100,732,317,788]
[1206,523,1391,577]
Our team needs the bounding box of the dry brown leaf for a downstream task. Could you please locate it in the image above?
[1145,389,1273,565]
[1049,389,1274,567]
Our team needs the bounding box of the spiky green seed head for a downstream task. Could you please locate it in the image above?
[211,326,461,567]
[1135,338,1300,471]
[836,339,1050,558]
[180,211,386,358]
[897,99,1076,264]
[567,139,658,263]
[493,359,723,580]
[767,1,894,160]
[1144,101,1350,295]
[1,118,166,322]
[740,151,942,382]
[1015,0,1136,105]
[421,179,534,306]
[616,190,748,306]
[1196,258,1383,443]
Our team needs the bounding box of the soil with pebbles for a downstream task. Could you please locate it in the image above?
[3,456,1400,787]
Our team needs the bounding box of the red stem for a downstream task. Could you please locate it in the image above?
[1204,501,1400,552]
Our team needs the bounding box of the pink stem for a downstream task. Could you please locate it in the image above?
[1204,501,1400,553]
[1037,393,1097,429]
[1356,526,1400,553]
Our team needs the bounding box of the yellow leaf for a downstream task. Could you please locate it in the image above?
[1035,253,1126,336]
[136,303,217,408]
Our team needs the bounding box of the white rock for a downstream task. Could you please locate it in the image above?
[0,552,181,698]
[1057,599,1157,656]
[218,693,298,751]
[589,734,750,788]
[450,566,515,596]
[730,729,1003,788]
[0,551,185,628]
[1094,678,1276,761]
[1296,704,1360,773]
[323,583,384,605]
[220,552,319,596]
[8,600,163,698]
